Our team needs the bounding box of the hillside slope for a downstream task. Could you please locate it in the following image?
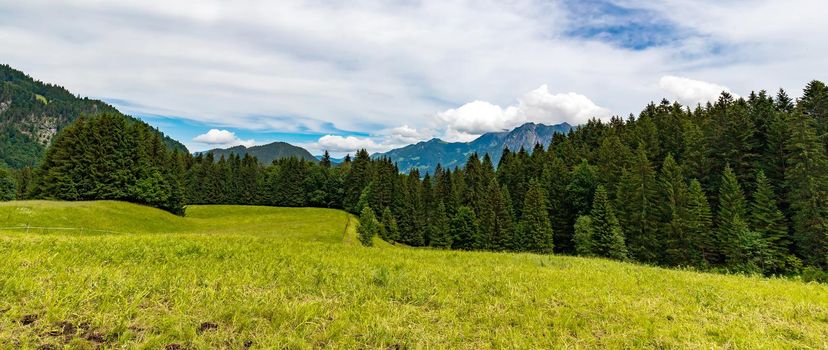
[0,201,826,349]
[202,141,318,164]
[374,122,572,173]
[0,65,187,168]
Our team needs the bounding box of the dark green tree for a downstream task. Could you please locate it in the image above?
[517,179,554,253]
[450,206,482,250]
[590,185,627,260]
[380,206,400,242]
[429,201,452,249]
[750,171,793,274]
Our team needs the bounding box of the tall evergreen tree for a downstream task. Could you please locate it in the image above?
[716,164,763,270]
[517,179,554,253]
[750,171,793,273]
[615,145,659,262]
[659,154,692,265]
[429,201,452,249]
[785,108,828,268]
[450,206,482,250]
[590,185,627,260]
[380,206,400,243]
[686,179,715,267]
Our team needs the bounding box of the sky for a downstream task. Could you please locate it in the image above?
[1,0,825,156]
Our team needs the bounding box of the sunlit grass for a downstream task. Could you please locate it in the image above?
[0,201,826,349]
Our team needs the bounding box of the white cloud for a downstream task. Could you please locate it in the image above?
[658,75,735,106]
[0,0,825,141]
[436,85,609,141]
[193,129,255,147]
[315,135,385,154]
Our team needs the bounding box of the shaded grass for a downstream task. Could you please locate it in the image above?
[0,201,827,349]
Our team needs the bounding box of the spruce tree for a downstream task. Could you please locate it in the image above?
[716,164,763,269]
[450,206,481,250]
[659,154,691,265]
[687,179,715,267]
[429,201,452,248]
[750,171,793,273]
[517,179,554,253]
[380,207,400,242]
[320,150,332,168]
[785,108,828,268]
[0,165,16,201]
[573,215,594,256]
[357,206,379,247]
[615,145,659,263]
[590,185,627,260]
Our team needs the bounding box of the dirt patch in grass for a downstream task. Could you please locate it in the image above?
[46,321,76,337]
[165,343,183,350]
[85,331,106,343]
[198,322,218,334]
[20,314,38,325]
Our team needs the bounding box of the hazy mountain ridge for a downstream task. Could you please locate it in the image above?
[202,141,318,164]
[374,122,572,173]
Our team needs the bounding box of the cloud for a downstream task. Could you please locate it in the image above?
[436,85,609,142]
[658,75,735,106]
[193,129,255,147]
[0,0,825,144]
[314,135,385,154]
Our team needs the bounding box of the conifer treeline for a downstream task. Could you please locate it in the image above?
[7,80,828,277]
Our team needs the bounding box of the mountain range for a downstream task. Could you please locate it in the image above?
[0,65,187,168]
[373,122,573,174]
[0,65,573,172]
[202,142,318,164]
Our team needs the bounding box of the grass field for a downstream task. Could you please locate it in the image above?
[1,201,827,349]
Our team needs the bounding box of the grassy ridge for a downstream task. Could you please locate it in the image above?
[0,201,827,349]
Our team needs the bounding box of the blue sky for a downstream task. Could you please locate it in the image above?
[1,0,825,155]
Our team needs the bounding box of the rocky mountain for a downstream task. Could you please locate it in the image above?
[373,122,572,174]
[202,141,318,165]
[0,64,187,168]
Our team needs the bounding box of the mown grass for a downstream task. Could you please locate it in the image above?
[0,201,827,349]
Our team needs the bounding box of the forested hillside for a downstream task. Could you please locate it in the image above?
[6,80,828,279]
[202,141,318,165]
[0,65,186,168]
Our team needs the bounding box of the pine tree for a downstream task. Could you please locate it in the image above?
[517,179,554,253]
[659,154,692,266]
[0,165,16,201]
[686,179,715,267]
[785,108,828,268]
[615,145,659,263]
[566,159,598,217]
[320,150,332,168]
[450,206,481,250]
[358,206,379,247]
[716,164,762,269]
[590,185,627,260]
[541,152,573,253]
[480,178,515,251]
[573,215,594,256]
[344,149,371,212]
[380,206,400,243]
[429,201,452,248]
[750,171,793,274]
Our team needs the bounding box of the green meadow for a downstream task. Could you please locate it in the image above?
[1,201,827,349]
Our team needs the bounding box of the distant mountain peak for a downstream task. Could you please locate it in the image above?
[373,122,573,174]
